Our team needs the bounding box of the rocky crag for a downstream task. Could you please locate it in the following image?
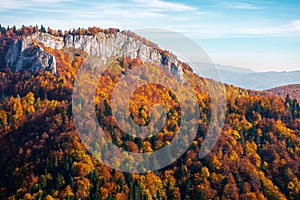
[5,32,183,78]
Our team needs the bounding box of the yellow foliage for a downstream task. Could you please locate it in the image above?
[0,110,7,127]
[75,178,91,199]
[287,178,300,198]
[22,92,35,113]
[257,193,267,200]
[63,185,74,199]
[211,155,222,170]
[232,130,241,139]
[229,150,239,162]
[201,167,210,179]
[32,190,43,199]
[23,193,33,200]
[163,170,176,189]
[45,195,55,200]
[252,153,261,168]
[13,96,23,121]
[245,141,257,156]
[138,172,163,199]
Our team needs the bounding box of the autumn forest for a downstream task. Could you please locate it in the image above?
[0,25,300,200]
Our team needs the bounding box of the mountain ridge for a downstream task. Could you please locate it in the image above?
[196,62,300,90]
[3,30,184,80]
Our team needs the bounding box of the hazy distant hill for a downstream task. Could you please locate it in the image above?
[195,62,300,90]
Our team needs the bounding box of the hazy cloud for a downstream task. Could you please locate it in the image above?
[0,0,74,10]
[237,19,300,37]
[131,0,196,11]
[228,2,262,10]
[288,19,300,31]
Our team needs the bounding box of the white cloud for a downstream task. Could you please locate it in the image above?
[131,0,196,11]
[0,1,28,10]
[98,9,166,18]
[1,0,298,39]
[220,1,262,10]
[31,0,73,2]
[0,0,199,33]
[237,19,300,37]
[0,0,74,10]
[230,2,261,10]
[287,19,300,31]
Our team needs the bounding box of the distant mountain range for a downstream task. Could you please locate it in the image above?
[194,62,300,90]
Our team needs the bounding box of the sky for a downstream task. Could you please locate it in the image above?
[0,0,300,72]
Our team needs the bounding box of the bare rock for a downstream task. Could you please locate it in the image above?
[5,31,183,79]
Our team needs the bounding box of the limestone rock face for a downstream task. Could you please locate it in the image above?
[62,33,163,65]
[5,32,183,79]
[5,38,57,74]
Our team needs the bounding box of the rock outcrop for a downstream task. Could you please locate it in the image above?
[5,31,183,78]
[5,38,57,74]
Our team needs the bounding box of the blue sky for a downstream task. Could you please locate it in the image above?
[0,0,300,71]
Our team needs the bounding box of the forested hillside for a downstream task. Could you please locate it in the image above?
[267,84,300,104]
[0,26,300,200]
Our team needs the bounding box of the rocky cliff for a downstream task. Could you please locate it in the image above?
[5,38,57,74]
[5,32,183,78]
